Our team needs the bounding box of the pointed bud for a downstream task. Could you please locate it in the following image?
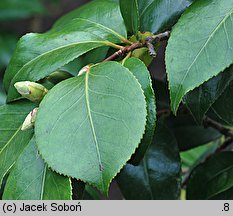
[21,108,39,131]
[78,64,93,76]
[14,81,48,102]
[47,70,72,84]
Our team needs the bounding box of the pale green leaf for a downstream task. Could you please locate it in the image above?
[35,62,147,194]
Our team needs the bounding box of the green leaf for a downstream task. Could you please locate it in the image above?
[184,66,233,124]
[187,152,233,200]
[181,142,218,171]
[211,80,233,126]
[138,0,194,33]
[120,0,139,35]
[165,115,221,151]
[117,122,181,200]
[3,137,71,200]
[0,101,36,185]
[35,62,147,194]
[0,0,45,20]
[4,17,127,102]
[53,0,126,38]
[166,0,233,113]
[122,58,156,164]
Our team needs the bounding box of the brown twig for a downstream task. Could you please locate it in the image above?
[203,116,233,139]
[102,41,143,62]
[102,30,171,62]
[145,31,171,57]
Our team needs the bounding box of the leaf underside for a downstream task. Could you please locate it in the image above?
[35,62,147,194]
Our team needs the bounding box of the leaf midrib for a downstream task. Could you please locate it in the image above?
[12,41,107,82]
[84,69,104,191]
[73,18,128,43]
[40,164,47,200]
[174,7,233,109]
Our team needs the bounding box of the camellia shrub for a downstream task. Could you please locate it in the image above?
[0,0,233,200]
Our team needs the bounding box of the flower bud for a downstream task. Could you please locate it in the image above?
[21,108,39,131]
[14,81,48,102]
[47,70,72,84]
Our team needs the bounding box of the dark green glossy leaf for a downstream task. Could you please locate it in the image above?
[184,66,233,124]
[211,80,233,126]
[53,0,126,38]
[0,101,36,185]
[138,0,194,33]
[187,152,233,200]
[120,0,139,35]
[117,122,181,200]
[152,79,170,110]
[0,0,45,20]
[3,138,72,200]
[165,115,221,151]
[123,58,156,164]
[35,62,147,194]
[4,17,128,102]
[166,0,233,113]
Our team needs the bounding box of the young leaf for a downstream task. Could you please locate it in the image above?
[3,137,71,200]
[165,115,221,151]
[119,0,140,35]
[187,152,233,200]
[166,0,233,113]
[122,58,156,164]
[211,80,233,126]
[4,17,128,102]
[117,122,181,200]
[138,0,194,33]
[35,62,147,194]
[184,66,233,124]
[0,101,36,185]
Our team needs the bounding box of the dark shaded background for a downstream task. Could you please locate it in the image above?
[0,0,166,199]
